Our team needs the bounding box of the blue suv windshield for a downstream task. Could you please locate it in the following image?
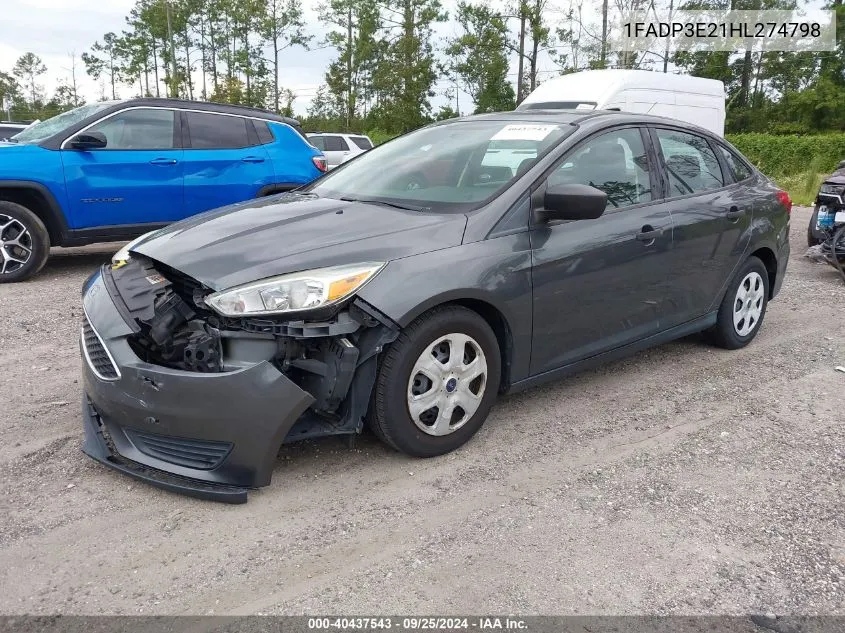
[12,102,119,144]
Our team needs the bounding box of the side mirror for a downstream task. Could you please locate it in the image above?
[69,131,107,150]
[837,160,845,170]
[539,183,607,222]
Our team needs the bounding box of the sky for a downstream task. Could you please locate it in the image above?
[0,0,583,119]
[0,0,511,117]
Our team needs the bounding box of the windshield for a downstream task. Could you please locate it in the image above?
[308,119,572,212]
[12,102,118,144]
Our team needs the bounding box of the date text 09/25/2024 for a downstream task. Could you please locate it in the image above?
[306,618,528,631]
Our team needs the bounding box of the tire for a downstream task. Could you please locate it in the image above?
[0,200,50,283]
[707,256,770,350]
[808,204,823,247]
[370,305,501,458]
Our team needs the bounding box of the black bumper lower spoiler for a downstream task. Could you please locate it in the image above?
[81,398,250,504]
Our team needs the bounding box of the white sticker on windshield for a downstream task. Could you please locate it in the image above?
[491,124,556,142]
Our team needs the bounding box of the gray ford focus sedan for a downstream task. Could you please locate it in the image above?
[80,110,791,503]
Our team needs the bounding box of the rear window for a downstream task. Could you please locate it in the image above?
[323,135,349,151]
[254,121,275,144]
[309,136,325,150]
[716,144,753,182]
[655,129,724,195]
[186,112,251,149]
[350,136,373,150]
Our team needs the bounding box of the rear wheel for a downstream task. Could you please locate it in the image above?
[370,306,501,457]
[0,200,50,283]
[707,256,770,350]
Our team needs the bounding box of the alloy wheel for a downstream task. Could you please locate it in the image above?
[0,213,33,275]
[407,332,488,436]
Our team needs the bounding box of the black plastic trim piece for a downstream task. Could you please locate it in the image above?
[509,312,718,394]
[61,222,168,247]
[0,179,69,243]
[81,398,249,504]
[257,183,302,197]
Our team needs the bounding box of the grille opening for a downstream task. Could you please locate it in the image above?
[82,315,119,380]
[124,428,232,470]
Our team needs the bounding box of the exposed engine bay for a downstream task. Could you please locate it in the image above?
[815,173,845,284]
[103,255,399,439]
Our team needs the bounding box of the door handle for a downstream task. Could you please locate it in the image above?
[725,206,744,221]
[149,157,177,165]
[636,225,664,242]
[241,156,265,163]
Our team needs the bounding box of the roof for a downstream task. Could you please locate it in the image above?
[436,110,590,126]
[520,70,725,106]
[118,98,301,126]
[436,108,719,138]
[307,132,370,137]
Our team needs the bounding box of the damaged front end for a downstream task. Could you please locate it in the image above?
[80,256,398,503]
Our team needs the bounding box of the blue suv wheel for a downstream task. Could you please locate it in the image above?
[0,200,50,283]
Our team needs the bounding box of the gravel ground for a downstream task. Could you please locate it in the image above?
[0,205,842,616]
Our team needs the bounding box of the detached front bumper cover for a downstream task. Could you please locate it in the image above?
[81,398,250,504]
[80,268,316,503]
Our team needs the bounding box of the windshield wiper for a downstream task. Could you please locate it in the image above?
[339,196,426,212]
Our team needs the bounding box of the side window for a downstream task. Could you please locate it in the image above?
[86,109,175,150]
[186,112,251,149]
[548,127,654,209]
[350,136,373,150]
[309,136,325,150]
[324,135,349,151]
[254,121,275,144]
[655,129,724,195]
[716,144,752,182]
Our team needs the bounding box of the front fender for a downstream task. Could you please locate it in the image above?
[356,233,535,384]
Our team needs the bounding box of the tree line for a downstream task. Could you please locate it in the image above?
[0,0,843,136]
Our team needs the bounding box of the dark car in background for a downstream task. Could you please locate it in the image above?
[0,99,327,282]
[808,160,845,246]
[0,122,27,140]
[79,110,791,503]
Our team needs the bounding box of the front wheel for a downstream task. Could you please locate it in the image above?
[0,200,50,283]
[370,306,501,457]
[707,256,770,350]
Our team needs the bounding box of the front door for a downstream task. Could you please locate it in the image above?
[61,108,184,229]
[529,126,674,376]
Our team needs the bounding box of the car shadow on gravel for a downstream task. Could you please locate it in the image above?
[41,249,116,277]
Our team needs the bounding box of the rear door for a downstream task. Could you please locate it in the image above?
[181,111,275,217]
[649,127,752,322]
[320,135,351,169]
[529,126,674,375]
[61,107,184,228]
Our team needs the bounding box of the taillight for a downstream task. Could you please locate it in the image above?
[775,190,792,215]
[312,155,328,173]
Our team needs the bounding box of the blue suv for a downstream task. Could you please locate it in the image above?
[0,99,327,282]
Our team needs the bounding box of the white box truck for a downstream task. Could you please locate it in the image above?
[516,69,726,136]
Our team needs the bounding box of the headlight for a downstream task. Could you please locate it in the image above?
[112,230,157,265]
[205,262,385,316]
